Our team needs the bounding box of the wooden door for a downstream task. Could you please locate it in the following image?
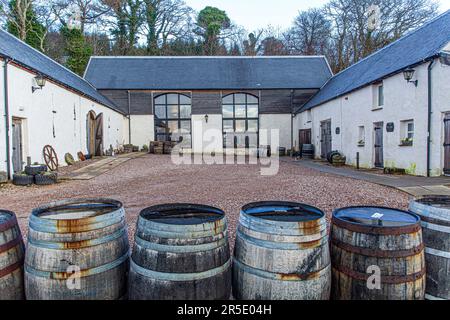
[12,119,23,173]
[444,114,450,175]
[320,121,332,158]
[95,113,104,156]
[374,122,384,168]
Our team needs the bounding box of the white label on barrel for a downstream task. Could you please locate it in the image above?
[371,213,384,219]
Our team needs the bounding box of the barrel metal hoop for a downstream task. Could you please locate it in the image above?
[137,217,227,235]
[418,214,450,227]
[332,217,421,235]
[0,236,23,253]
[130,258,231,282]
[28,228,127,250]
[25,251,129,280]
[331,238,424,258]
[425,294,446,300]
[332,265,426,284]
[0,260,23,278]
[134,235,228,253]
[138,224,228,240]
[233,258,331,282]
[237,230,327,250]
[425,247,450,259]
[421,221,450,233]
[0,213,18,233]
[409,199,450,222]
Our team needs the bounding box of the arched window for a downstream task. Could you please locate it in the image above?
[154,93,192,143]
[222,93,259,149]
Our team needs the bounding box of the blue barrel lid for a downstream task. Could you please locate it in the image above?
[333,206,419,227]
[241,201,324,222]
[0,210,14,223]
[140,203,225,225]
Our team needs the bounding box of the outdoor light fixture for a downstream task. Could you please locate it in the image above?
[205,114,209,123]
[403,68,418,87]
[32,74,47,93]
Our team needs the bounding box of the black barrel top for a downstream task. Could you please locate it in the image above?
[32,199,122,220]
[242,201,324,222]
[333,206,419,227]
[140,204,225,225]
[414,195,450,208]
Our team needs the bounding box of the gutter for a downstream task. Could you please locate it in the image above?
[3,58,11,179]
[427,59,436,177]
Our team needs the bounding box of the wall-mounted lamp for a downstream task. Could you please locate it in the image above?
[32,74,47,93]
[205,114,209,123]
[403,68,418,87]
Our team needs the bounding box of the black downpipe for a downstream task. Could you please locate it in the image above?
[3,58,11,179]
[427,60,436,177]
[290,90,294,153]
[127,90,131,144]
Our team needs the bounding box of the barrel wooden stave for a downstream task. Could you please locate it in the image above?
[409,197,450,300]
[0,211,25,300]
[331,214,426,300]
[25,199,130,300]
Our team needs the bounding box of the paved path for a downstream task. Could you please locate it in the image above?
[62,152,147,180]
[285,159,450,197]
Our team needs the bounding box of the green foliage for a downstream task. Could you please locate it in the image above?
[6,0,45,51]
[61,26,92,76]
[197,6,230,38]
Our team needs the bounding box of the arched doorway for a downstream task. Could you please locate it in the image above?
[87,111,104,156]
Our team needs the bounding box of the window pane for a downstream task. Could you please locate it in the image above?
[235,120,246,132]
[247,133,258,147]
[180,120,191,133]
[235,94,246,104]
[155,105,166,119]
[247,120,258,132]
[407,122,414,132]
[180,105,191,118]
[222,94,233,104]
[378,85,384,106]
[156,123,167,134]
[180,95,191,104]
[167,94,179,104]
[155,95,166,105]
[223,105,233,118]
[223,120,234,132]
[247,95,258,104]
[167,121,179,133]
[167,105,179,119]
[235,105,246,118]
[247,105,258,118]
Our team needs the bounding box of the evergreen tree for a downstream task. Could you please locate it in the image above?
[61,26,92,76]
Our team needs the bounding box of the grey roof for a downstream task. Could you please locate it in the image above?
[84,56,332,90]
[0,29,122,114]
[303,10,450,111]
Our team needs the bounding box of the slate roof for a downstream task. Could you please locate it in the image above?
[0,29,122,114]
[303,10,450,111]
[84,56,333,90]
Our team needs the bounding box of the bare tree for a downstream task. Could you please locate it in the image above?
[0,0,36,41]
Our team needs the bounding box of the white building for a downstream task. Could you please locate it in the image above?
[294,11,450,177]
[0,30,127,179]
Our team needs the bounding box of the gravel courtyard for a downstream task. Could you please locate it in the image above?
[0,154,410,245]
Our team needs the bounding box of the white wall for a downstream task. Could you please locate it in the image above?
[192,114,223,154]
[2,62,125,175]
[130,115,154,148]
[259,114,292,151]
[295,57,450,176]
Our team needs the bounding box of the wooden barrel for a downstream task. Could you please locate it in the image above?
[409,196,450,300]
[0,210,25,300]
[233,201,331,300]
[331,206,425,300]
[129,204,231,300]
[25,199,129,300]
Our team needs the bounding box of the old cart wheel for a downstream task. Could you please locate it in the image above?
[43,145,59,171]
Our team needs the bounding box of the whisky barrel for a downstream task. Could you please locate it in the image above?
[0,210,25,300]
[25,199,129,300]
[129,204,231,300]
[233,201,331,300]
[331,206,425,300]
[409,196,450,300]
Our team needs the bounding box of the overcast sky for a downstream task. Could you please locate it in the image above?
[186,0,450,32]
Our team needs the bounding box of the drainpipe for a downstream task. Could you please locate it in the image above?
[290,90,294,152]
[427,59,436,177]
[3,58,11,179]
[127,90,131,145]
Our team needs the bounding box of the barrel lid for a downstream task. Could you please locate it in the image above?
[140,204,225,225]
[241,201,324,222]
[0,210,14,224]
[333,206,419,229]
[414,195,450,209]
[32,199,123,220]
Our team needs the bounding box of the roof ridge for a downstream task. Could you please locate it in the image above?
[89,55,327,59]
[330,10,450,79]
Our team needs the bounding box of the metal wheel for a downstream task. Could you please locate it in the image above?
[43,145,59,171]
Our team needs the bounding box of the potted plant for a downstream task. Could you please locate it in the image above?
[357,140,365,147]
[400,138,413,146]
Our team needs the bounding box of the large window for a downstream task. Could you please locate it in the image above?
[222,93,259,149]
[154,93,191,144]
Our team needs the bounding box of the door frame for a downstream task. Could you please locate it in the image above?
[11,117,24,173]
[320,120,332,159]
[373,121,384,168]
[442,112,450,176]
